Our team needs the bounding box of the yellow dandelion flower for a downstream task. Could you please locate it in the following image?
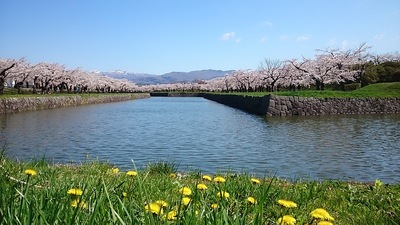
[247,196,257,204]
[163,210,178,221]
[277,215,296,225]
[211,203,219,209]
[310,208,334,221]
[250,178,261,184]
[197,183,208,190]
[278,199,298,208]
[156,200,168,208]
[170,173,177,178]
[126,170,138,177]
[121,192,127,198]
[213,176,226,183]
[182,197,191,206]
[67,188,83,196]
[374,179,383,189]
[70,199,87,209]
[145,203,163,215]
[24,169,37,176]
[202,175,212,181]
[317,221,333,225]
[111,167,119,174]
[179,187,192,196]
[217,191,230,199]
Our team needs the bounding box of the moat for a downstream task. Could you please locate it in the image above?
[1,97,399,183]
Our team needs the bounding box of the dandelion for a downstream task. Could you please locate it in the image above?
[163,210,178,221]
[317,221,333,225]
[156,200,168,208]
[213,176,226,183]
[278,199,298,208]
[145,203,163,215]
[211,203,219,209]
[250,178,261,184]
[179,187,192,196]
[170,173,177,178]
[67,188,83,196]
[247,196,257,204]
[121,192,127,198]
[197,183,208,190]
[310,208,335,221]
[277,215,296,225]
[374,179,383,189]
[217,191,230,199]
[24,169,37,176]
[111,167,119,174]
[202,175,212,181]
[182,197,191,206]
[126,170,138,177]
[70,199,87,209]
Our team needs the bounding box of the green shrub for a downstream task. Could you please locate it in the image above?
[343,83,361,91]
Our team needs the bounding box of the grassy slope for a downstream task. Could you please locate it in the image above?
[227,82,400,98]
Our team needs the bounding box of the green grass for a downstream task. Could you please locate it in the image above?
[1,151,399,225]
[219,82,400,98]
[0,88,143,99]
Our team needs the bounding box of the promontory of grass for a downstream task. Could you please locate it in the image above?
[1,153,399,225]
[224,82,400,98]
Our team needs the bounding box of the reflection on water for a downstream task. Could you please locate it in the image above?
[1,97,399,183]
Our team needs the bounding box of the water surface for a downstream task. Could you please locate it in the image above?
[1,97,399,183]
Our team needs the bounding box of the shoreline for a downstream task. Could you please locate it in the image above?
[0,93,150,114]
[1,92,399,116]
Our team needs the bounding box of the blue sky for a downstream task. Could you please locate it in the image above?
[1,0,399,75]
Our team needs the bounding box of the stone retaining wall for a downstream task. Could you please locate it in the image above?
[268,95,400,116]
[200,93,270,115]
[0,93,150,114]
[201,93,400,116]
[150,92,199,97]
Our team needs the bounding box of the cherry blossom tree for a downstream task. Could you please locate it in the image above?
[7,58,35,93]
[287,43,371,90]
[259,59,290,92]
[0,58,19,94]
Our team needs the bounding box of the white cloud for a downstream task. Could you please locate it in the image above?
[279,35,290,41]
[341,40,349,50]
[374,33,385,40]
[392,36,400,41]
[235,38,242,43]
[261,20,273,27]
[327,38,337,46]
[221,32,235,41]
[259,37,268,43]
[296,35,310,42]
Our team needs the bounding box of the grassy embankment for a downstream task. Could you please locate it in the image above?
[228,82,400,98]
[1,151,399,225]
[0,88,145,99]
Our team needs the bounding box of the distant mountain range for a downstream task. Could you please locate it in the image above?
[102,69,235,85]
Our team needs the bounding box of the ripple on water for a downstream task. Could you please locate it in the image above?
[1,98,400,183]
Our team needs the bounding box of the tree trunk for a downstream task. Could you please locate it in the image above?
[0,76,5,94]
[0,63,16,94]
[315,80,325,90]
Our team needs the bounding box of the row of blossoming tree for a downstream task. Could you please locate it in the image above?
[196,43,399,93]
[1,43,399,94]
[0,58,138,94]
